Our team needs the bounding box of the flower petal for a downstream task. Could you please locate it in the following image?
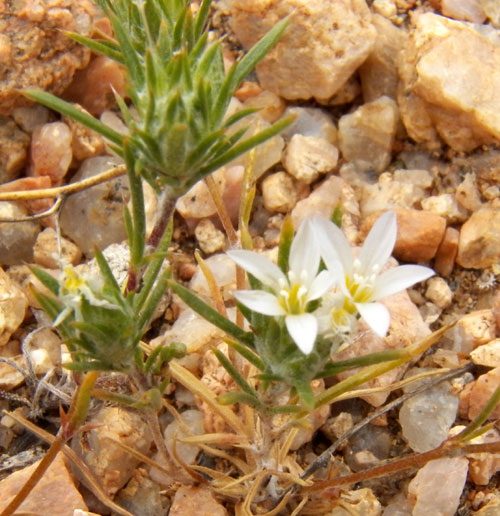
[227,250,286,291]
[355,301,391,337]
[233,290,285,316]
[308,269,338,300]
[359,211,397,273]
[289,218,320,284]
[285,313,318,354]
[312,216,353,273]
[374,265,435,300]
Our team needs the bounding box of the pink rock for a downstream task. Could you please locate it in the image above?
[467,428,500,485]
[466,367,500,421]
[434,226,459,277]
[31,121,73,183]
[169,486,228,516]
[451,310,497,355]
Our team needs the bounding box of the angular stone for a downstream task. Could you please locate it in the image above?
[398,13,500,151]
[451,309,497,354]
[467,428,500,485]
[12,104,50,133]
[283,134,339,184]
[228,0,376,101]
[262,171,300,213]
[169,486,228,516]
[33,227,82,269]
[359,13,407,102]
[471,339,500,368]
[481,0,500,27]
[0,115,29,184]
[195,219,226,255]
[466,367,500,420]
[441,0,486,22]
[281,106,338,144]
[408,457,468,516]
[64,110,105,162]
[457,208,500,268]
[434,226,459,277]
[421,193,468,224]
[338,96,399,172]
[425,277,453,309]
[456,172,482,212]
[242,90,286,123]
[0,452,88,515]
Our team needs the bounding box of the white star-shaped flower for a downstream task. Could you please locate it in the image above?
[313,211,435,338]
[227,219,337,354]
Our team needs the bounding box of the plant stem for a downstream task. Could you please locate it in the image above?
[147,189,177,248]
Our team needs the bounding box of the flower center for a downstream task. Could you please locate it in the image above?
[277,273,309,315]
[345,259,380,303]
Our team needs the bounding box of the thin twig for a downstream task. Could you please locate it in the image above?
[0,197,64,223]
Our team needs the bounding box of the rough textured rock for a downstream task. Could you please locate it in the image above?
[72,406,153,497]
[338,96,399,173]
[441,0,486,22]
[359,13,407,102]
[434,226,459,277]
[242,89,286,123]
[464,367,500,420]
[195,219,226,254]
[407,457,468,516]
[0,452,88,515]
[33,227,82,268]
[60,156,129,255]
[0,0,93,115]
[0,115,30,184]
[450,309,497,354]
[421,193,468,224]
[457,208,500,269]
[398,12,500,151]
[262,171,300,213]
[0,267,27,346]
[169,486,228,516]
[471,339,500,368]
[63,110,106,162]
[228,0,376,101]
[12,104,51,133]
[467,428,500,485]
[425,277,453,309]
[283,134,339,184]
[280,106,338,144]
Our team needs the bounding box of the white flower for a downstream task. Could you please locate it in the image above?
[227,219,337,355]
[313,211,434,338]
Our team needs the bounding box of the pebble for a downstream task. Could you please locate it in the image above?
[228,0,376,101]
[471,339,500,367]
[399,376,458,452]
[0,452,88,515]
[463,367,500,420]
[115,469,166,516]
[457,208,500,269]
[382,492,414,516]
[33,227,82,269]
[262,171,300,213]
[434,226,459,277]
[11,104,51,133]
[456,172,483,212]
[407,457,468,516]
[72,406,153,497]
[194,219,226,255]
[169,485,228,516]
[0,115,30,184]
[338,96,399,173]
[0,355,26,390]
[283,134,339,184]
[30,121,73,183]
[393,168,434,189]
[359,14,407,102]
[280,106,338,144]
[329,488,382,516]
[0,266,28,346]
[450,309,497,354]
[60,156,128,255]
[0,203,38,264]
[398,12,500,151]
[425,277,453,309]
[421,193,469,224]
[441,0,486,22]
[361,208,446,262]
[242,90,286,123]
[189,253,237,302]
[25,328,62,373]
[164,409,204,465]
[63,55,127,117]
[482,0,500,27]
[63,110,106,161]
[466,427,500,485]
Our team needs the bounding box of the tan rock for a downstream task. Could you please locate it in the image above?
[398,12,500,151]
[195,219,226,255]
[33,227,82,269]
[456,172,482,212]
[441,0,486,22]
[0,452,88,515]
[281,106,338,145]
[283,134,339,184]
[467,428,500,485]
[466,367,500,420]
[425,277,453,309]
[0,267,28,346]
[481,0,500,27]
[471,339,500,368]
[361,208,446,262]
[228,0,376,101]
[457,208,500,269]
[63,110,106,162]
[339,96,399,173]
[434,227,459,277]
[359,13,407,101]
[0,115,29,184]
[0,355,25,390]
[262,171,300,213]
[242,90,286,123]
[169,486,228,516]
[451,309,497,354]
[421,193,468,224]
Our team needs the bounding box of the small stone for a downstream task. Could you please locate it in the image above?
[280,106,338,144]
[33,227,82,269]
[115,468,166,516]
[0,267,28,346]
[63,109,105,161]
[0,355,26,390]
[228,0,376,101]
[283,134,339,184]
[12,104,51,133]
[24,327,62,373]
[372,0,398,18]
[338,96,399,173]
[0,115,30,184]
[457,208,500,269]
[425,277,453,309]
[60,156,129,255]
[262,171,300,213]
[63,55,127,117]
[164,409,204,465]
[434,227,459,277]
[242,90,286,123]
[359,13,407,101]
[450,310,497,354]
[72,406,153,497]
[392,168,434,189]
[465,367,500,420]
[441,0,486,22]
[0,452,88,515]
[407,457,468,516]
[331,488,382,516]
[456,172,482,211]
[189,253,237,302]
[399,377,458,452]
[361,208,446,262]
[195,219,226,255]
[31,121,73,183]
[467,427,500,485]
[482,0,500,27]
[169,486,228,516]
[421,193,469,224]
[471,339,500,367]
